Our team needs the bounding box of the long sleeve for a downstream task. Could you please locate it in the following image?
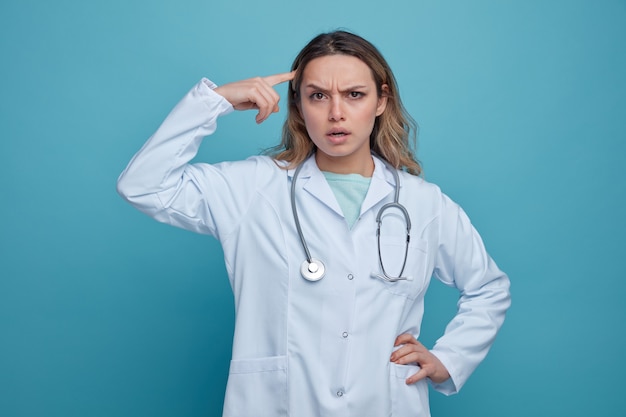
[116,79,236,235]
[429,194,511,395]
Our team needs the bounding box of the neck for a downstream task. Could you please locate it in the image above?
[314,152,375,177]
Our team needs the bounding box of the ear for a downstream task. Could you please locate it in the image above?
[376,84,389,116]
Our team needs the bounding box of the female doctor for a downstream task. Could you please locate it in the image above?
[117,31,510,417]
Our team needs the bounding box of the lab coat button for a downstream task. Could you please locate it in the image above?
[347,274,354,280]
[342,332,348,338]
[336,390,344,397]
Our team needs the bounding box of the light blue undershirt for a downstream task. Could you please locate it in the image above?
[322,171,372,229]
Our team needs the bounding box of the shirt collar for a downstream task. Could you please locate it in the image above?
[286,153,398,217]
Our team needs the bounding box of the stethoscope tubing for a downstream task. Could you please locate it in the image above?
[291,155,411,282]
[291,161,313,264]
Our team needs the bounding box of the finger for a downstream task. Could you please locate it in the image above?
[406,367,429,385]
[394,333,419,346]
[264,71,296,87]
[242,77,282,122]
[391,346,425,365]
[391,341,428,363]
[254,87,280,123]
[236,81,275,123]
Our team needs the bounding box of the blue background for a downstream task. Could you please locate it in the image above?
[1,0,625,416]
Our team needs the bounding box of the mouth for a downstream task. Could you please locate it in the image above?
[326,128,350,138]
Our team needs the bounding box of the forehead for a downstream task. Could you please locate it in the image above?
[301,55,375,87]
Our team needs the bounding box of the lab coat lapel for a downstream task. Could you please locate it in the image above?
[288,155,343,217]
[360,156,396,215]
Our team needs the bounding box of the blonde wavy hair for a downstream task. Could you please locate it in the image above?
[268,30,421,176]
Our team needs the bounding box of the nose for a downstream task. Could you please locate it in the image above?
[328,97,344,121]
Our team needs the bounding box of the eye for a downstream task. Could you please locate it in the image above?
[310,92,326,101]
[348,91,364,99]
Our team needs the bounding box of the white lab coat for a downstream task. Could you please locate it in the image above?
[117,79,511,417]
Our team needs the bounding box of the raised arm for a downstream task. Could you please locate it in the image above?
[214,71,295,123]
[116,72,294,235]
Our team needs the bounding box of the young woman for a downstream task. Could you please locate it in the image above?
[118,30,510,417]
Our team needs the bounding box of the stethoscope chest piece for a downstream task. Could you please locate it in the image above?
[291,155,410,283]
[301,258,325,282]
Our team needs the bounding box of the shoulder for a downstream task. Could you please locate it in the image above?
[208,155,278,171]
[207,155,285,183]
[399,171,444,198]
[398,172,462,217]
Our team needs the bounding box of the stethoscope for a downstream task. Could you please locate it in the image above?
[290,156,412,283]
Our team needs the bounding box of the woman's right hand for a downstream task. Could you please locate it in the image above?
[214,71,295,124]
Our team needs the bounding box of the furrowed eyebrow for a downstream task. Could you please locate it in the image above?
[303,83,369,93]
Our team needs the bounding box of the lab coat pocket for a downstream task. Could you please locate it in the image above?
[376,237,428,299]
[223,355,288,417]
[389,363,430,417]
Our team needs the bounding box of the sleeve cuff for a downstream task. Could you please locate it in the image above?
[199,77,235,117]
[428,349,460,395]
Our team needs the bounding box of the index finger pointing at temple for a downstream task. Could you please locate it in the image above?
[264,71,296,87]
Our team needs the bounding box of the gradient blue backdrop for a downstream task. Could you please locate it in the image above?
[1,0,625,416]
